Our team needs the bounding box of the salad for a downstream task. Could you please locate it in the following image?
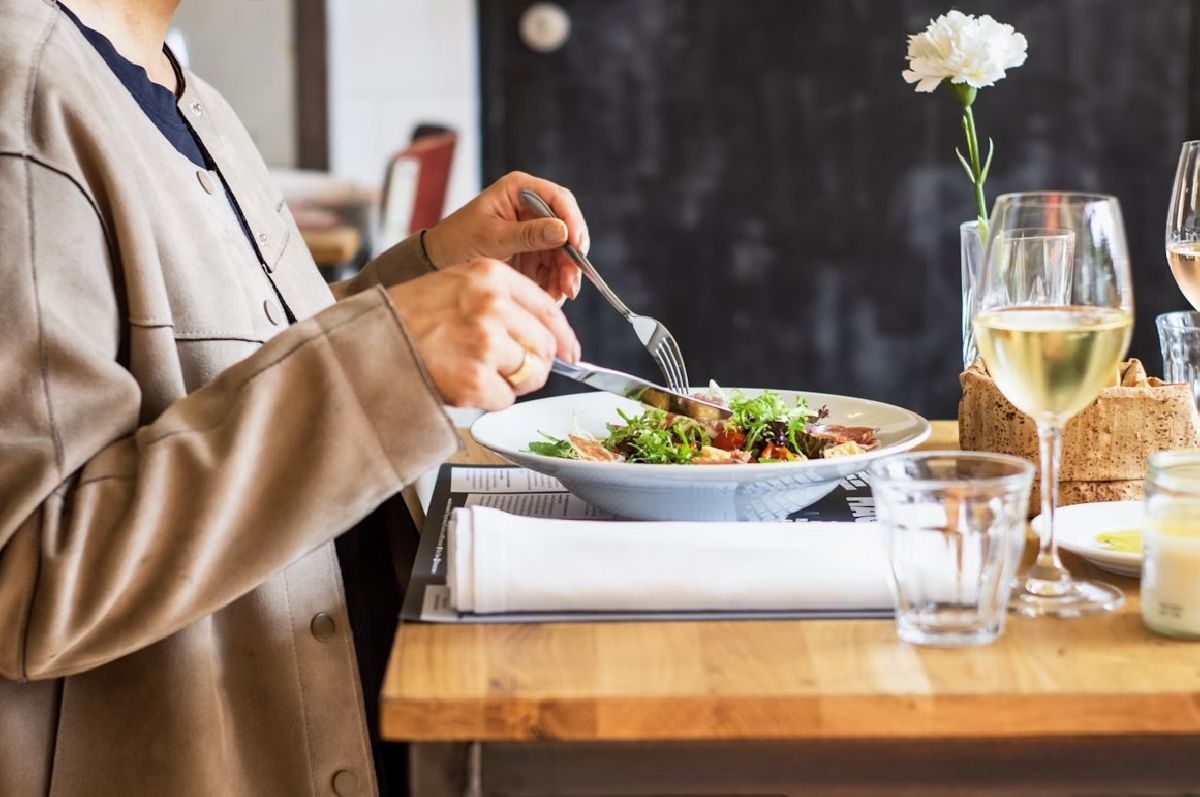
[528,386,877,465]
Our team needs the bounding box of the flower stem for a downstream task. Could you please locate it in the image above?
[962,106,989,240]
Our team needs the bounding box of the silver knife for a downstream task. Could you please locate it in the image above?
[550,359,731,422]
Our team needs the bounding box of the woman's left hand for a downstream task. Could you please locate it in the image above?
[422,172,587,302]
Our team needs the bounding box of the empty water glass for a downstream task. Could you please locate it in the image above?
[870,453,1034,647]
[1157,311,1200,409]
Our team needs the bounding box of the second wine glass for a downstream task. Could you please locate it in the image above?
[974,193,1134,617]
[1167,141,1200,310]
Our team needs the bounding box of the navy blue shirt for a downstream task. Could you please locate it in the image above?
[61,4,207,168]
[60,4,264,258]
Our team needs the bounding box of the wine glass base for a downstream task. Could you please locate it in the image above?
[1009,578,1125,618]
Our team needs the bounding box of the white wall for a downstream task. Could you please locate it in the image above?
[171,0,481,208]
[327,0,481,213]
[172,0,297,168]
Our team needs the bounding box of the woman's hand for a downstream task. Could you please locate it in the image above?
[422,172,588,302]
[387,258,580,410]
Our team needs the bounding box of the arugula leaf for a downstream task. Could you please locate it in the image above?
[530,392,827,465]
[526,431,577,459]
[728,390,814,452]
[626,425,694,463]
[599,407,709,463]
[602,407,664,450]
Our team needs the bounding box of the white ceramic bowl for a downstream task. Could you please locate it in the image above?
[471,389,932,521]
[1032,500,1143,577]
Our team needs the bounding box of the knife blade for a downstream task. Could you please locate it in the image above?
[550,359,731,422]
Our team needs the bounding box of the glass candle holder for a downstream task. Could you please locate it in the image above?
[1142,450,1200,639]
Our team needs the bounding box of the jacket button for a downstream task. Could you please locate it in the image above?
[310,613,335,642]
[257,231,269,244]
[263,299,282,326]
[331,769,359,794]
[196,170,214,195]
[190,101,203,115]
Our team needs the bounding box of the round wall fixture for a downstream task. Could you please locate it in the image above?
[519,2,571,54]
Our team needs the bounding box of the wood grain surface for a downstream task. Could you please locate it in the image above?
[381,422,1194,743]
[300,224,361,268]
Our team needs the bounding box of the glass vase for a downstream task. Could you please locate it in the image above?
[961,220,984,368]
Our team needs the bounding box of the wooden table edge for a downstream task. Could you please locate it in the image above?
[380,689,1200,742]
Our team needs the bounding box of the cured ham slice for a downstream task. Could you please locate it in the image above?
[569,435,618,462]
[807,424,878,450]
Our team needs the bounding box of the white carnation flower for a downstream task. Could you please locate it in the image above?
[903,10,1027,94]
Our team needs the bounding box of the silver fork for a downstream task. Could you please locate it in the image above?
[517,189,690,393]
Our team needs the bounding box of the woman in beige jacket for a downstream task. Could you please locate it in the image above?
[0,0,589,794]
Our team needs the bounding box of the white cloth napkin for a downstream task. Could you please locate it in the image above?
[446,506,894,614]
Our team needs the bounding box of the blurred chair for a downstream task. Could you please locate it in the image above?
[376,126,457,255]
[410,122,454,142]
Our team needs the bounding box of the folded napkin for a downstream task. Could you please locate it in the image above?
[447,506,893,614]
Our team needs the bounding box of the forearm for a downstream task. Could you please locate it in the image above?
[0,288,459,680]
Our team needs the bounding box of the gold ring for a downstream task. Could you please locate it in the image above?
[503,349,537,386]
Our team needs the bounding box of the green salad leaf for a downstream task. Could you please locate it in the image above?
[526,389,828,463]
[727,390,815,452]
[527,431,577,459]
[600,407,710,463]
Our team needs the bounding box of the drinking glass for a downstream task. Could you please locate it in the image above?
[1167,141,1200,309]
[1157,311,1200,410]
[974,193,1134,617]
[871,453,1034,647]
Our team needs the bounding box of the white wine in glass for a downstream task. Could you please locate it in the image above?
[1168,142,1200,309]
[1166,241,1200,310]
[975,198,1134,617]
[976,306,1132,425]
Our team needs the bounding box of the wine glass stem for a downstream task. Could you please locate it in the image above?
[1027,423,1072,592]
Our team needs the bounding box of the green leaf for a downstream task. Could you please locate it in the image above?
[727,390,816,455]
[955,148,976,183]
[526,431,577,459]
[599,406,704,463]
[979,137,995,184]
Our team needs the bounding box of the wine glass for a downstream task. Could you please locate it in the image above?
[1167,141,1200,309]
[974,193,1134,617]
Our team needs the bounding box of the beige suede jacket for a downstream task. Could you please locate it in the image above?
[0,1,462,794]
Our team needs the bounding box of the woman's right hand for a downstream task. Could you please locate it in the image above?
[386,258,581,410]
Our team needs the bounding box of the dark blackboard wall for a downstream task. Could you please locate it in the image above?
[481,0,1194,418]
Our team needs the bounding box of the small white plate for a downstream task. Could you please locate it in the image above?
[1032,500,1143,578]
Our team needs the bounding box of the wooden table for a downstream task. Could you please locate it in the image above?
[300,224,362,269]
[273,171,373,275]
[381,422,1200,795]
